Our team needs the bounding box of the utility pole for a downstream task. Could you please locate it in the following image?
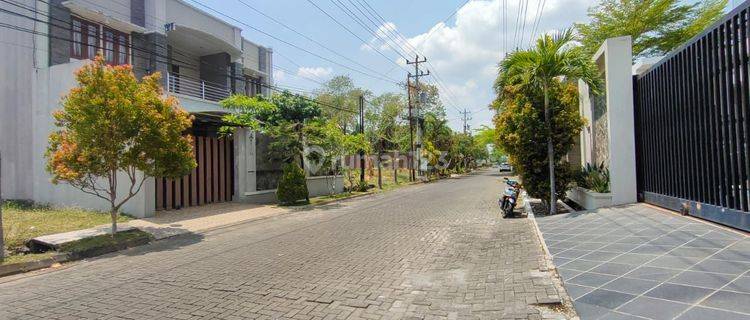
[461,109,472,134]
[406,75,415,182]
[407,55,429,178]
[359,95,365,185]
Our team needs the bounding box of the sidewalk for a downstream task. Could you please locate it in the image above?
[535,204,750,320]
[127,202,290,240]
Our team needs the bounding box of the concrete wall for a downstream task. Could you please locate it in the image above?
[165,0,241,51]
[66,0,133,25]
[0,0,37,200]
[306,176,344,197]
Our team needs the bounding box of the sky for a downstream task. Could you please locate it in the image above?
[195,0,737,131]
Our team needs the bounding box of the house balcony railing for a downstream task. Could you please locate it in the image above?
[166,72,231,103]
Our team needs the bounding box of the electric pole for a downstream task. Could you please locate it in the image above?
[406,75,415,182]
[359,95,365,185]
[461,109,472,134]
[407,55,429,178]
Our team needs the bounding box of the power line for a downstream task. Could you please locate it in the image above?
[329,0,410,60]
[185,0,400,85]
[519,0,530,47]
[343,0,411,59]
[529,0,547,46]
[232,0,398,82]
[352,0,463,114]
[304,0,409,73]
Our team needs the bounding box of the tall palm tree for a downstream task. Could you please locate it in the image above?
[500,28,602,214]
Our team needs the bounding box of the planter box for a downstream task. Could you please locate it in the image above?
[306,175,344,197]
[567,186,612,209]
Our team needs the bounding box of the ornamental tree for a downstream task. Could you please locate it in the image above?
[46,56,195,235]
[494,80,585,211]
[499,29,601,214]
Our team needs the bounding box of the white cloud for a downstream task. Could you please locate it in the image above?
[368,0,595,129]
[273,69,286,82]
[297,66,333,79]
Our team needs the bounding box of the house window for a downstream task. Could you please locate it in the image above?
[245,76,262,96]
[70,17,99,60]
[103,28,129,65]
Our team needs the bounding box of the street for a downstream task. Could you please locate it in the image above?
[0,170,564,320]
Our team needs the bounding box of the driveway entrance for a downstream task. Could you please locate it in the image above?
[536,204,750,320]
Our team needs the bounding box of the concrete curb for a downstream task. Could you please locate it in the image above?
[524,193,580,320]
[0,235,151,278]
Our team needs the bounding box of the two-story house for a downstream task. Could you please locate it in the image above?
[0,0,281,217]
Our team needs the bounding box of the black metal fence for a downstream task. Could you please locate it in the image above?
[634,2,750,231]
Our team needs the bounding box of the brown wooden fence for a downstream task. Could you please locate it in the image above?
[155,135,234,211]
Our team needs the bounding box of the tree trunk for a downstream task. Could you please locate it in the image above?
[544,84,556,215]
[109,169,118,237]
[377,152,382,189]
[110,206,118,237]
[297,125,309,203]
[393,157,398,185]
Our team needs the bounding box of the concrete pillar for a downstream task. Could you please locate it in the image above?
[230,62,245,95]
[233,128,256,201]
[603,37,637,205]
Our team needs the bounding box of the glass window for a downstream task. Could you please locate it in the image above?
[86,24,98,58]
[118,34,127,65]
[104,30,114,64]
[71,19,82,58]
[103,28,129,65]
[71,17,99,60]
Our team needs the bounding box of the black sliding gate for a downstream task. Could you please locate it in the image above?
[634,1,750,232]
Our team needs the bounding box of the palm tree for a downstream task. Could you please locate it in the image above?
[500,28,602,214]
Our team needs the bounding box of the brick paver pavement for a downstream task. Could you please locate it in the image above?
[0,170,565,320]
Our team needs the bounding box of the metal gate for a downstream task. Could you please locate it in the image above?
[155,135,234,211]
[634,2,750,231]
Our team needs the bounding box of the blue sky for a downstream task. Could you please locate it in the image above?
[194,0,737,131]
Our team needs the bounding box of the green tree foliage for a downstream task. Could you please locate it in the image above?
[221,92,321,163]
[494,82,585,207]
[277,163,309,205]
[576,0,727,58]
[304,120,370,193]
[498,30,600,214]
[315,75,371,131]
[365,93,405,187]
[46,56,195,234]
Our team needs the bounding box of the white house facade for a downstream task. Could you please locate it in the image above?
[0,0,279,217]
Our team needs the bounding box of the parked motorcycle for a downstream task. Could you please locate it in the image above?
[499,177,521,218]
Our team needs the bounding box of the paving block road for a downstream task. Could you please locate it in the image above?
[0,170,566,320]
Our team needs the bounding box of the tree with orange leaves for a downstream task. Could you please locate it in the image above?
[46,55,195,235]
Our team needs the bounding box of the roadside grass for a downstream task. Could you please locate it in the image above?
[307,169,415,205]
[2,200,131,255]
[59,229,152,254]
[1,252,56,265]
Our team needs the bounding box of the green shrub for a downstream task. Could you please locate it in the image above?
[576,162,610,193]
[277,163,309,205]
[356,180,369,192]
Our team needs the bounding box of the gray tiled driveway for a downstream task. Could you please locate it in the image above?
[535,204,750,320]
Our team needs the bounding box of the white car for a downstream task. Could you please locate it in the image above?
[498,163,512,172]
